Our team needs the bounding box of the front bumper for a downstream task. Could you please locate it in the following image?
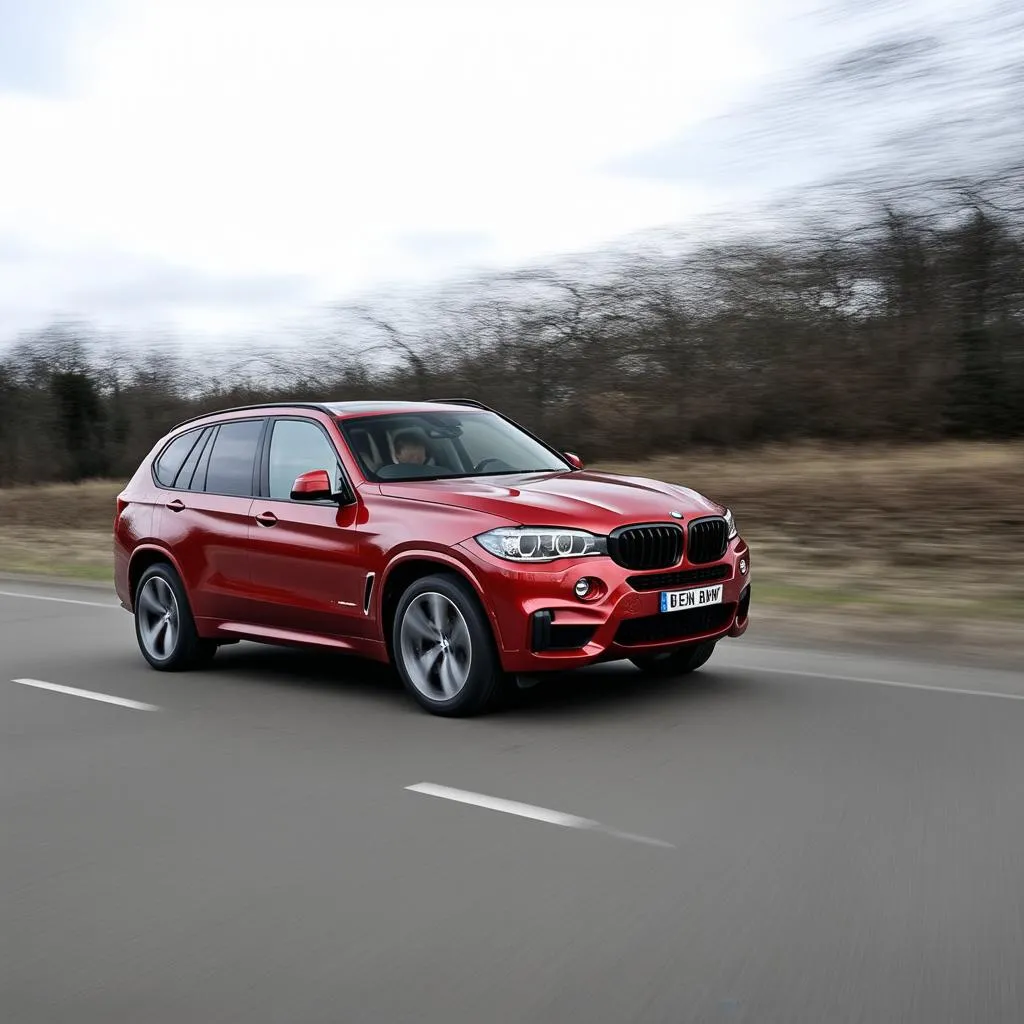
[456,537,751,674]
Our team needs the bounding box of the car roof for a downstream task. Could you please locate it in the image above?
[169,399,489,431]
[325,400,487,418]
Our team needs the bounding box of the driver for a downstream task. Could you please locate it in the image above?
[393,430,428,465]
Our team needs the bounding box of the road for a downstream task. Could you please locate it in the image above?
[2,580,1023,1024]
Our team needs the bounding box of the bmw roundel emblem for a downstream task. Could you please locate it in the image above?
[670,510,683,519]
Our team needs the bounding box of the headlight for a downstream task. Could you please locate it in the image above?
[475,527,608,562]
[723,508,738,540]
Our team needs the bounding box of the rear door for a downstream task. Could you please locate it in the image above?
[246,415,372,640]
[156,417,265,626]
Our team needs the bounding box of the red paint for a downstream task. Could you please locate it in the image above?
[113,401,750,674]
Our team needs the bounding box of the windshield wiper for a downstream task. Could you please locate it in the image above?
[457,469,560,478]
[380,468,562,483]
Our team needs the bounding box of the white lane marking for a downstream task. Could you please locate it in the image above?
[0,589,119,610]
[11,678,160,711]
[747,665,1024,702]
[407,782,592,827]
[405,782,674,848]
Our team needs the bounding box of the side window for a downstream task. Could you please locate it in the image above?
[174,426,214,490]
[203,419,264,496]
[192,428,215,492]
[268,419,343,499]
[153,427,204,487]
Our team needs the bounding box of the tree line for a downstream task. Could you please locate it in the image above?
[1,173,1022,486]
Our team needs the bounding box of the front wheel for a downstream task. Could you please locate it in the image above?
[629,640,717,678]
[392,573,503,717]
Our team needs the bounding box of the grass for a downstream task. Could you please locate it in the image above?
[2,441,1022,652]
[0,527,114,581]
[0,479,120,532]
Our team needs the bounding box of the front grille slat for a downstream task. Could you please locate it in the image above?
[607,523,683,571]
[686,517,729,564]
[626,564,730,592]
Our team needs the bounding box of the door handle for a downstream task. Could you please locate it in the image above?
[167,498,186,513]
[254,511,278,528]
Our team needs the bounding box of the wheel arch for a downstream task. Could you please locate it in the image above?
[126,544,186,610]
[377,551,506,661]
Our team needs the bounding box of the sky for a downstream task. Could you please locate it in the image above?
[0,0,1020,348]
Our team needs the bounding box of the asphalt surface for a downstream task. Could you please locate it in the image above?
[2,580,1023,1024]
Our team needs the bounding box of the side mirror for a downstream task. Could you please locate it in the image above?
[563,451,585,471]
[290,469,334,501]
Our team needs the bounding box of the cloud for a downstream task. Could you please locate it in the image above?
[0,0,767,338]
[610,0,1023,198]
[0,237,318,340]
[397,231,494,264]
[0,0,119,96]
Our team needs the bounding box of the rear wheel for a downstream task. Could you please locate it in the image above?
[629,640,717,677]
[134,563,217,671]
[392,573,503,717]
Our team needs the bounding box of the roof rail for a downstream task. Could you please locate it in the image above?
[427,398,492,410]
[169,401,334,432]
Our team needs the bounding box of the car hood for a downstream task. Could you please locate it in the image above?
[379,470,724,531]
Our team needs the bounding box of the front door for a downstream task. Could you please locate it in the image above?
[247,416,372,640]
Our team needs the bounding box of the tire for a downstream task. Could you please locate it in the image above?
[391,572,503,717]
[134,562,217,672]
[629,640,717,678]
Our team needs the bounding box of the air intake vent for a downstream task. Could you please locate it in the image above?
[687,517,729,564]
[627,564,730,593]
[614,603,735,646]
[530,610,597,652]
[607,524,683,571]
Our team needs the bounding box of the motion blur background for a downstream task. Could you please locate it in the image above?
[3,7,1024,1022]
[1,0,1022,651]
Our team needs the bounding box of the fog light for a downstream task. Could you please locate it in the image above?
[739,558,748,576]
[574,578,591,599]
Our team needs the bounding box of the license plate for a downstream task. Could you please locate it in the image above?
[660,584,724,613]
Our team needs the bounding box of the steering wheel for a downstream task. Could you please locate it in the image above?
[473,457,513,473]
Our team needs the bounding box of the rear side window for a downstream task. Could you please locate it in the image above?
[203,419,265,496]
[175,426,214,490]
[153,427,205,487]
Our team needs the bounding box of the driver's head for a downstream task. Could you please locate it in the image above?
[394,431,427,465]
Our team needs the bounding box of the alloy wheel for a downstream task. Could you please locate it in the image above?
[398,591,473,701]
[137,575,180,661]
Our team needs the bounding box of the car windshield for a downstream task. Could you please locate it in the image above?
[339,410,570,482]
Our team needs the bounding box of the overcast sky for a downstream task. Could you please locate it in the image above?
[0,0,1019,347]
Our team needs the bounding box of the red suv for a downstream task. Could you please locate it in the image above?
[114,400,751,715]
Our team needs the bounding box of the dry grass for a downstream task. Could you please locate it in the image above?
[0,527,113,581]
[0,480,119,581]
[1,443,1022,651]
[0,479,120,531]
